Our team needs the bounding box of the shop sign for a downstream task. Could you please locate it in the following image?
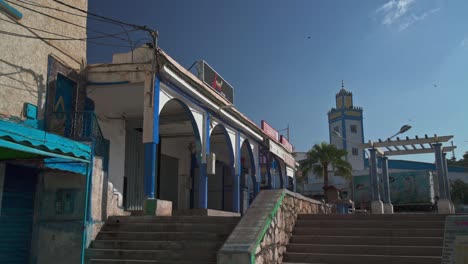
[198,61,234,103]
[442,215,468,264]
[280,135,293,152]
[261,120,279,141]
[269,140,296,168]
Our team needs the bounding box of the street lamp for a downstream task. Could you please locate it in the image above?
[387,125,412,140]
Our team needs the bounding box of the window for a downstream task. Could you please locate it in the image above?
[334,126,339,132]
[350,125,357,133]
[352,148,359,156]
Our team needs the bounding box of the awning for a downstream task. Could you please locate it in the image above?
[0,119,91,163]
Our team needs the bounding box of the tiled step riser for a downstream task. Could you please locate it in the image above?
[91,260,216,264]
[283,253,441,264]
[90,260,215,264]
[295,220,444,229]
[289,236,443,246]
[297,214,447,221]
[96,232,227,242]
[91,240,222,251]
[101,223,236,234]
[293,227,444,237]
[286,244,442,256]
[86,249,216,261]
[108,216,240,224]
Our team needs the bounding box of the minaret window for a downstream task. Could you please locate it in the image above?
[334,126,339,133]
[350,125,357,133]
[352,148,359,156]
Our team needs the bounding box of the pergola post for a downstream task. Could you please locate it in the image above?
[369,148,383,214]
[442,152,455,213]
[381,156,393,214]
[434,143,451,214]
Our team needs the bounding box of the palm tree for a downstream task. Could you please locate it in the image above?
[299,142,352,190]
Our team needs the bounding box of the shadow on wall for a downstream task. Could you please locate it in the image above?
[0,59,46,115]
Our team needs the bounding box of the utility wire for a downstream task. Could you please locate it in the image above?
[5,1,133,42]
[6,0,130,27]
[0,17,131,48]
[50,0,154,32]
[0,28,138,41]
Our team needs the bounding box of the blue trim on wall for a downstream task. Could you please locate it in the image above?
[360,112,365,168]
[233,131,241,213]
[341,118,347,160]
[363,158,467,173]
[161,78,262,146]
[143,143,157,198]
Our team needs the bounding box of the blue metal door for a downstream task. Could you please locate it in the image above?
[0,164,38,263]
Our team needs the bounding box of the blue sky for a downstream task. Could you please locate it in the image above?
[88,0,468,162]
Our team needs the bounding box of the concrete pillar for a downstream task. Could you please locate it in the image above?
[143,75,160,214]
[369,148,383,214]
[381,156,393,214]
[434,143,450,214]
[198,113,210,209]
[442,153,455,213]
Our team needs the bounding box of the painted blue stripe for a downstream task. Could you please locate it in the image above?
[143,142,157,198]
[233,131,241,213]
[198,112,210,209]
[0,0,22,20]
[161,79,263,145]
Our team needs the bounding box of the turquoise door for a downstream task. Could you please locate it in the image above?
[0,164,38,263]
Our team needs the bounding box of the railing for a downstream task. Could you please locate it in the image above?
[46,111,109,169]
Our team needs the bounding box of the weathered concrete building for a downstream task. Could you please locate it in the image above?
[0,1,112,263]
[86,46,297,215]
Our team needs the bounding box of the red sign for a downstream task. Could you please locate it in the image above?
[261,120,279,141]
[280,135,293,152]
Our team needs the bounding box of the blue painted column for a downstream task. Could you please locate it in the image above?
[369,148,380,201]
[233,131,241,213]
[433,143,447,200]
[381,157,390,204]
[198,113,210,209]
[143,76,160,200]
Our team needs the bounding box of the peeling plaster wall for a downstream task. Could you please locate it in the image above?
[0,0,87,118]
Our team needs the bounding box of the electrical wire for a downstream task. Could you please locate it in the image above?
[0,28,138,41]
[5,0,129,26]
[5,1,133,42]
[50,0,154,32]
[0,19,132,48]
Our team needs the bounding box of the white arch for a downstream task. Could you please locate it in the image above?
[159,83,204,146]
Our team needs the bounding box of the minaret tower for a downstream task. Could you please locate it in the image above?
[328,81,364,171]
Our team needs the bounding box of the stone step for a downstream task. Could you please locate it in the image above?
[96,231,228,242]
[286,244,442,256]
[100,223,236,234]
[90,240,221,251]
[283,252,441,264]
[86,249,215,262]
[90,259,215,264]
[289,235,443,246]
[295,220,444,229]
[107,216,239,224]
[292,227,444,237]
[297,214,447,221]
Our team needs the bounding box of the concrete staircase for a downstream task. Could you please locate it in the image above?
[284,214,447,264]
[86,215,239,264]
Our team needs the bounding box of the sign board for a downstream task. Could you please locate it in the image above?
[280,135,293,152]
[269,141,296,168]
[261,120,279,141]
[198,61,234,103]
[442,215,468,264]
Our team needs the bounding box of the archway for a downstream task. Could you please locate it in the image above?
[270,156,284,189]
[208,124,235,212]
[240,139,256,213]
[158,99,201,210]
